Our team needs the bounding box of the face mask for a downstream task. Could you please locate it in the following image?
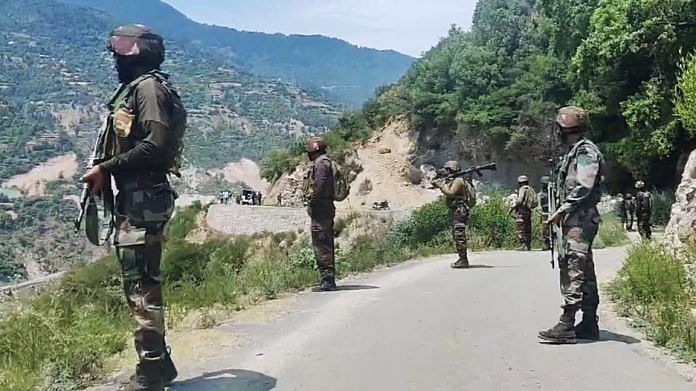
[114,55,138,84]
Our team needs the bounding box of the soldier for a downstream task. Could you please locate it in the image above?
[303,137,338,291]
[512,175,537,251]
[538,176,551,251]
[634,181,652,240]
[432,161,477,268]
[81,25,185,390]
[539,106,604,344]
[625,193,635,231]
[616,193,627,229]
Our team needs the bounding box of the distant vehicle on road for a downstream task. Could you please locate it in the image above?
[240,189,256,206]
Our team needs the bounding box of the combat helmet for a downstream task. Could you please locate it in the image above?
[540,176,550,184]
[556,106,587,130]
[444,161,461,172]
[108,24,165,67]
[305,136,327,154]
[635,181,645,189]
[517,175,529,183]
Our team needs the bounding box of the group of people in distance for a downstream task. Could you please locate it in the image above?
[614,182,653,239]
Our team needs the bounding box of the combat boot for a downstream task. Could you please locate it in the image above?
[575,311,600,341]
[162,345,178,385]
[312,276,337,292]
[123,360,164,391]
[516,244,529,251]
[451,257,469,269]
[539,310,576,344]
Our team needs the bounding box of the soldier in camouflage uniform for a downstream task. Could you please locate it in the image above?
[538,176,551,251]
[432,161,477,268]
[303,137,338,291]
[634,181,652,240]
[616,193,627,229]
[512,175,537,251]
[538,106,604,344]
[82,25,186,390]
[625,193,635,231]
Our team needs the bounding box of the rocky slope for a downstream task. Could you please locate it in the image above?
[664,149,696,248]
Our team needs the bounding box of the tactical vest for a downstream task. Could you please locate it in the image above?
[104,71,186,178]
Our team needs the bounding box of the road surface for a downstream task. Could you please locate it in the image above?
[96,247,695,391]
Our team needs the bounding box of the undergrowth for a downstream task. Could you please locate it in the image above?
[610,241,696,362]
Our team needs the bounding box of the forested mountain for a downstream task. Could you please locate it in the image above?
[57,0,415,106]
[356,0,696,190]
[0,0,342,182]
[0,0,344,281]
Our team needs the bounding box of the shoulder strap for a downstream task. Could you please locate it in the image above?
[108,71,165,110]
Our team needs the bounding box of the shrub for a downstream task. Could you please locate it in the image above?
[651,190,675,226]
[610,242,696,360]
[594,213,630,249]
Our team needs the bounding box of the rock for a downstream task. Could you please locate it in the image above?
[404,165,423,185]
[378,147,392,154]
[664,149,696,248]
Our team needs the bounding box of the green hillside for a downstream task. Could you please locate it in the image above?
[58,0,414,106]
[355,0,696,190]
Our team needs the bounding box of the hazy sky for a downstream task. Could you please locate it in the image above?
[163,0,477,57]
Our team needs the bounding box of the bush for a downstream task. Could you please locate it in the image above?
[469,193,518,250]
[594,213,630,249]
[651,190,675,226]
[610,242,696,360]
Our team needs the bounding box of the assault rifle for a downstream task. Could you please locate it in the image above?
[435,162,497,180]
[547,158,562,269]
[74,118,116,246]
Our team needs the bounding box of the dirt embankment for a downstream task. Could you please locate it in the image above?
[340,118,439,211]
[209,158,270,193]
[2,153,79,197]
[266,117,439,212]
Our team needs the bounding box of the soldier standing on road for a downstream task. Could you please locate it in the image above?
[625,193,635,231]
[512,175,537,251]
[616,193,627,229]
[81,25,185,390]
[303,137,338,291]
[538,176,551,251]
[432,161,477,269]
[634,181,652,240]
[539,106,604,344]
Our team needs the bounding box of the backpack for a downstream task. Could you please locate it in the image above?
[329,159,350,202]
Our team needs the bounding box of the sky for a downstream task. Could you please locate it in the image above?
[163,0,478,57]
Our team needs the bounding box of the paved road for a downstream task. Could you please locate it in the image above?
[98,247,695,391]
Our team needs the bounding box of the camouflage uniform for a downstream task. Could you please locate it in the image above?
[435,176,477,267]
[625,194,635,231]
[514,183,537,250]
[538,179,551,251]
[616,195,627,228]
[556,138,604,322]
[539,106,604,344]
[97,25,186,389]
[304,154,336,279]
[635,190,652,240]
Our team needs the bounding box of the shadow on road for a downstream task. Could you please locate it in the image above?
[169,369,277,391]
[577,330,641,345]
[335,284,379,291]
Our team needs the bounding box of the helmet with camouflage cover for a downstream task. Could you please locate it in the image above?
[540,176,550,184]
[556,106,587,130]
[635,181,645,189]
[443,161,461,172]
[108,24,165,67]
[517,175,529,183]
[305,136,327,154]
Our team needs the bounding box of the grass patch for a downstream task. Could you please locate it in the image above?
[610,241,696,361]
[594,213,630,249]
